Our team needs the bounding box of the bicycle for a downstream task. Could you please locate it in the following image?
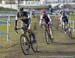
[63,22,72,39]
[44,24,53,44]
[15,24,38,55]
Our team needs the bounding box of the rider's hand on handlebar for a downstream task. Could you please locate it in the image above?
[14,27,18,34]
[48,21,53,25]
[28,26,31,32]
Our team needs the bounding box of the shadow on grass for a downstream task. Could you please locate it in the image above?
[52,42,75,45]
[35,50,75,56]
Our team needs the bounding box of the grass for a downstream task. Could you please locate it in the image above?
[0,14,75,58]
[69,14,75,20]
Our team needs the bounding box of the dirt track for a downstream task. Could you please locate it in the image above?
[1,40,75,58]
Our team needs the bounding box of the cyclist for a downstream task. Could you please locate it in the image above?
[57,10,63,27]
[58,11,69,26]
[15,7,31,31]
[39,9,53,40]
[14,7,36,50]
[62,11,70,31]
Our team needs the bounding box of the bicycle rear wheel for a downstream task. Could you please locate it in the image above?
[20,34,30,55]
[66,30,72,39]
[45,31,53,44]
[29,33,38,52]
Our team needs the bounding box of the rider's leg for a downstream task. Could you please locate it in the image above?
[28,30,36,43]
[58,18,63,29]
[49,25,53,39]
[58,17,62,29]
[63,22,69,34]
[62,22,65,30]
[23,28,30,50]
[31,32,36,43]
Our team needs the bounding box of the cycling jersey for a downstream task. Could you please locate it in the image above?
[40,14,52,24]
[17,11,28,17]
[15,11,32,30]
[62,15,68,24]
[15,11,32,25]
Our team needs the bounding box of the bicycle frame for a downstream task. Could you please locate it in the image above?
[15,24,38,55]
[15,24,32,42]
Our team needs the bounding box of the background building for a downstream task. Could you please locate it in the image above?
[0,0,75,9]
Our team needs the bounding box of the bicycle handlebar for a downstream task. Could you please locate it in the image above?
[17,27,23,30]
[15,27,23,34]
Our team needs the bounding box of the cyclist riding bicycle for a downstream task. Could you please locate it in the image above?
[14,7,36,50]
[62,12,70,29]
[39,9,53,39]
[58,11,69,26]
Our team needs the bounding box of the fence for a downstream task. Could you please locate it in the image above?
[0,14,16,41]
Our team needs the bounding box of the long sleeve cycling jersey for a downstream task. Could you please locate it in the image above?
[15,11,32,30]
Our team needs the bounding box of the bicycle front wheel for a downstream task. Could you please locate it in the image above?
[45,31,53,44]
[20,34,30,55]
[29,33,38,52]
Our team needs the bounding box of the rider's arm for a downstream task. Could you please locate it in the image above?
[47,15,53,24]
[48,15,52,22]
[14,13,19,30]
[27,12,32,30]
[28,19,32,30]
[39,15,43,25]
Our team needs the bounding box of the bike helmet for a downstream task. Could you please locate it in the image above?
[19,7,24,11]
[41,9,46,14]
